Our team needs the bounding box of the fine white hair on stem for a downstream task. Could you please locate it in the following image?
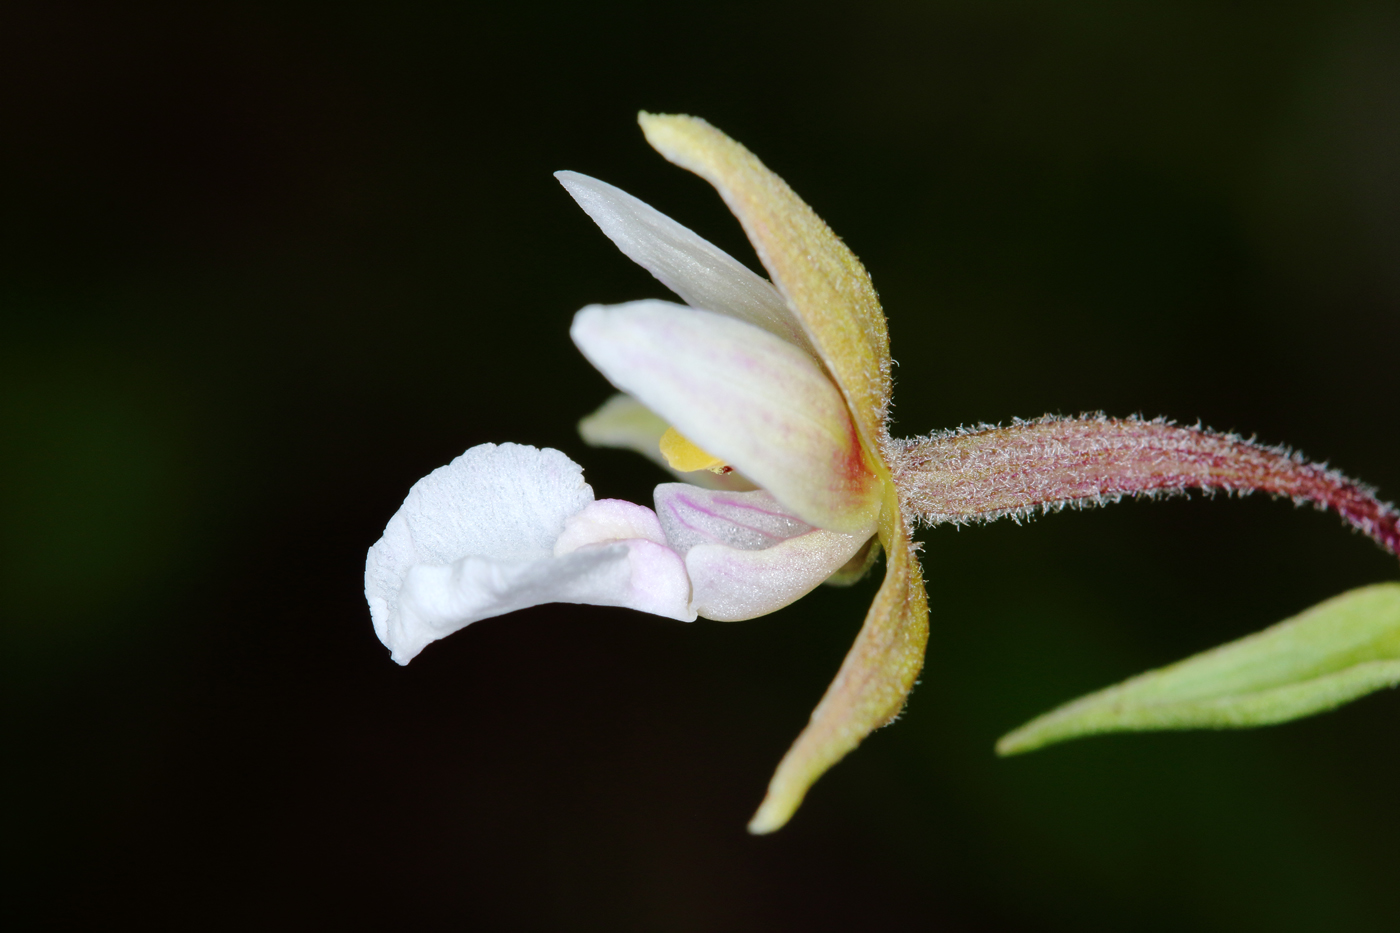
[890,413,1400,557]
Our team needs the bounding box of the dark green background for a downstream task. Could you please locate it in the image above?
[4,1,1399,928]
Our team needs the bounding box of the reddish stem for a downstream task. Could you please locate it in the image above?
[890,415,1400,558]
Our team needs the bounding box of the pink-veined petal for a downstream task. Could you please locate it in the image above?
[652,484,869,621]
[571,301,882,534]
[555,171,815,356]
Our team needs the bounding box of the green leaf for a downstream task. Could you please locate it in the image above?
[997,582,1400,756]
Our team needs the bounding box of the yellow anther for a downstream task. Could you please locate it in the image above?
[659,426,730,473]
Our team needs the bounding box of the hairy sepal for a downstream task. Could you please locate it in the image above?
[748,484,929,834]
[637,112,893,455]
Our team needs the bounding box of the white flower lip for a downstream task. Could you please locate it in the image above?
[364,443,873,665]
[364,444,694,665]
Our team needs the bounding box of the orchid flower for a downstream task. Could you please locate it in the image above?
[366,113,1400,834]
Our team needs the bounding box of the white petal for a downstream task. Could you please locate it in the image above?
[576,393,758,491]
[551,499,696,620]
[603,538,695,622]
[653,484,867,621]
[395,538,693,663]
[393,547,618,662]
[553,498,669,553]
[556,171,815,356]
[366,444,591,636]
[571,301,883,534]
[365,443,694,665]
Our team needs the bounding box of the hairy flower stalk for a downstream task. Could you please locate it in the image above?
[892,415,1400,555]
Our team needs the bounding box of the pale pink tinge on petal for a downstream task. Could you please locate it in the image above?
[611,538,695,620]
[571,301,882,534]
[553,498,697,621]
[652,484,870,621]
[685,535,866,622]
[554,498,669,553]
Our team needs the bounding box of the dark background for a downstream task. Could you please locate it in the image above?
[4,1,1399,929]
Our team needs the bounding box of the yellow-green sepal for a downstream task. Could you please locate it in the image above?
[637,112,893,454]
[747,482,928,833]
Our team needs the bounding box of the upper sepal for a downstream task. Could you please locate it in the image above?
[637,112,893,455]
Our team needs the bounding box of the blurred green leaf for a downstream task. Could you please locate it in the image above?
[0,350,195,637]
[998,582,1400,755]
